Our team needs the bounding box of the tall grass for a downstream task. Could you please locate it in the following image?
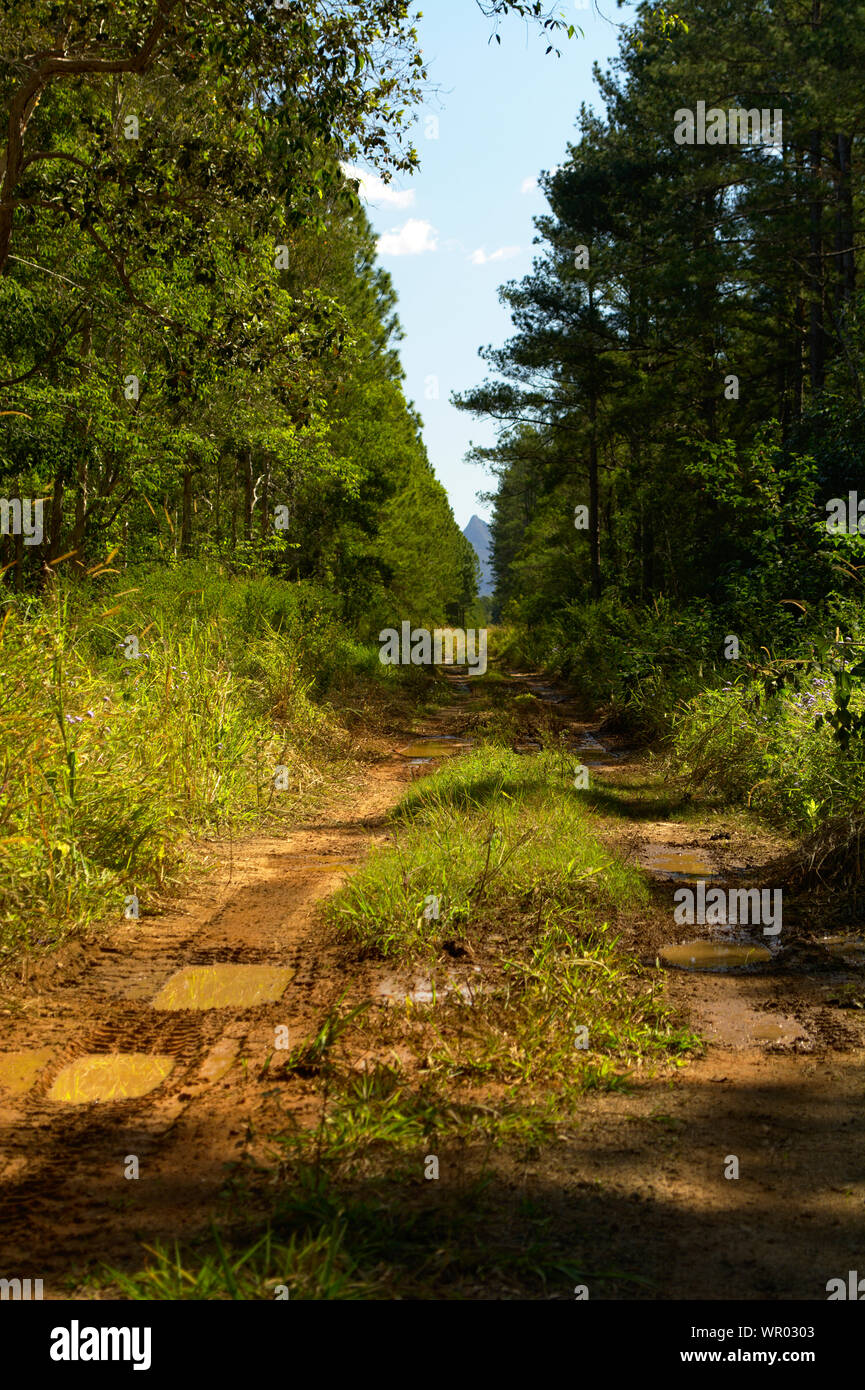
[505,589,865,832]
[671,674,865,831]
[0,562,387,958]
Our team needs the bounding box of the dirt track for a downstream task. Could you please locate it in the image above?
[0,743,409,1294]
[1,676,863,1299]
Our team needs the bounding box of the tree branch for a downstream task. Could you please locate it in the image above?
[0,0,181,275]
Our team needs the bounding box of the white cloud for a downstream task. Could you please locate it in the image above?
[341,163,415,209]
[377,219,439,256]
[470,245,521,266]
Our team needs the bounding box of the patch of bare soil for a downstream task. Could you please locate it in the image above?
[0,736,414,1295]
[545,734,865,1299]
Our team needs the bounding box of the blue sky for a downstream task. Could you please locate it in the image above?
[345,1,636,530]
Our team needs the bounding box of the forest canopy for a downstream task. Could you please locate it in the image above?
[458,0,865,661]
[0,0,558,629]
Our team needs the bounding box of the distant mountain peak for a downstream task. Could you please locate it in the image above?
[463,515,494,596]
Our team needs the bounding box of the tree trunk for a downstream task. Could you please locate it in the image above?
[180,467,193,555]
[588,414,601,601]
[833,133,855,313]
[587,282,601,601]
[260,458,271,540]
[243,449,254,542]
[808,129,826,391]
[68,313,93,572]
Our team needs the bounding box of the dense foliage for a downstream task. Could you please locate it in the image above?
[458,0,865,826]
[0,1,591,952]
[0,0,487,631]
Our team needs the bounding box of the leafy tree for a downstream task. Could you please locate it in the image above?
[459,0,865,651]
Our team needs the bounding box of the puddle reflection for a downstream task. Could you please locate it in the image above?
[152,964,295,1010]
[399,739,473,759]
[642,846,724,880]
[660,941,772,971]
[48,1053,174,1104]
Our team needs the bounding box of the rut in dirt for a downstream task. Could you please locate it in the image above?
[0,740,414,1290]
[0,669,863,1299]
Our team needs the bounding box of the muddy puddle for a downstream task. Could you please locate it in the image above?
[399,738,473,759]
[525,683,570,704]
[748,1018,798,1041]
[821,934,865,965]
[566,730,624,763]
[641,845,725,880]
[573,745,619,764]
[282,856,352,874]
[198,1037,240,1083]
[48,1053,175,1104]
[0,1047,54,1095]
[152,963,296,1010]
[659,941,773,971]
[699,993,806,1047]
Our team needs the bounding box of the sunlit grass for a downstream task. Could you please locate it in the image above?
[671,677,865,831]
[327,746,644,957]
[97,1222,373,1301]
[0,565,359,959]
[326,746,699,1091]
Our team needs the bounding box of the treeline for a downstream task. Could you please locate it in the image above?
[0,1,594,954]
[459,0,865,660]
[0,0,480,635]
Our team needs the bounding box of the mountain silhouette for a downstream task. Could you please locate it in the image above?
[463,515,494,596]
